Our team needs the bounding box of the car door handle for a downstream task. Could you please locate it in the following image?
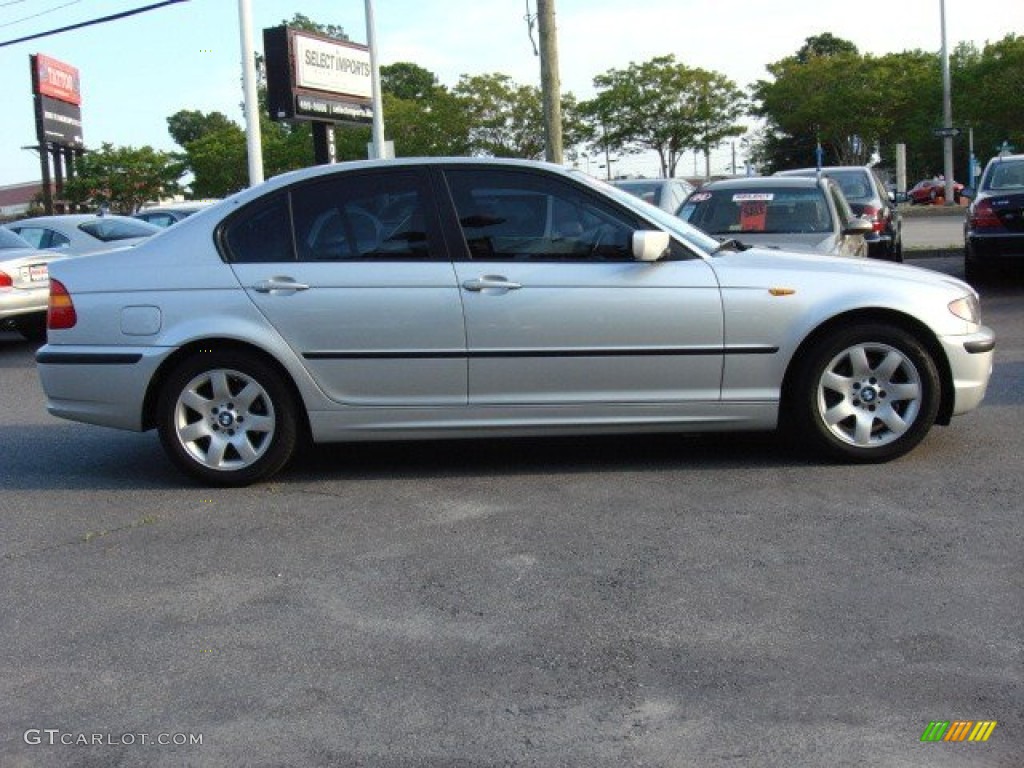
[252,277,310,293]
[461,276,522,292]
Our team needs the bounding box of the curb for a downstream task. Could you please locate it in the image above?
[904,247,962,260]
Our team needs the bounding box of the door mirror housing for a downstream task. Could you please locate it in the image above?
[843,218,874,237]
[632,230,670,262]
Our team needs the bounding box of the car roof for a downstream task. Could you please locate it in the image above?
[775,166,875,175]
[11,213,146,226]
[697,176,824,190]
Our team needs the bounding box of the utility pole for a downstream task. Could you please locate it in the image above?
[537,0,563,164]
[237,0,263,186]
[365,0,386,159]
[939,0,955,205]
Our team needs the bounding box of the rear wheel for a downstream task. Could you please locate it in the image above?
[157,351,298,486]
[790,324,941,463]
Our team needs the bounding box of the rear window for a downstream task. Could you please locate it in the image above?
[983,159,1024,191]
[78,219,159,242]
[0,228,33,250]
[679,186,832,235]
[820,170,873,202]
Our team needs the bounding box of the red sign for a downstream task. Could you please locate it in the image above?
[34,54,81,106]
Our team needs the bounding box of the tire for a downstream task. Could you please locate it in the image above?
[13,313,47,343]
[790,324,941,463]
[157,351,298,486]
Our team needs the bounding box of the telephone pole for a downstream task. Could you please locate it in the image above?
[537,0,563,164]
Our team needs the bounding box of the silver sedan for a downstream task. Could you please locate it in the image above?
[35,158,995,485]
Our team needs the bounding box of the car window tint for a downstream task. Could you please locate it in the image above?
[681,187,831,234]
[222,193,296,263]
[445,168,635,262]
[290,171,434,261]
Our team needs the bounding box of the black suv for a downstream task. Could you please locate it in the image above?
[775,166,903,262]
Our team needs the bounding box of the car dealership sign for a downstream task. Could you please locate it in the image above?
[30,53,84,148]
[264,27,373,125]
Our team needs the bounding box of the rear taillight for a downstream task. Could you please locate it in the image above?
[0,270,11,288]
[48,278,77,329]
[860,205,885,233]
[969,199,1002,230]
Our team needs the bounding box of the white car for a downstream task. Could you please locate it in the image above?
[6,214,160,256]
[36,158,995,486]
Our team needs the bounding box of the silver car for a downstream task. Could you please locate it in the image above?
[0,227,65,341]
[36,158,995,486]
[678,176,871,259]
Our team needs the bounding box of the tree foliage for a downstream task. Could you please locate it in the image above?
[582,55,746,179]
[452,73,546,159]
[751,32,1024,180]
[63,143,184,213]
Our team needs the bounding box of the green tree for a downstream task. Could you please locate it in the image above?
[583,55,746,178]
[796,32,859,63]
[382,62,440,100]
[167,110,237,148]
[453,73,546,158]
[63,142,184,213]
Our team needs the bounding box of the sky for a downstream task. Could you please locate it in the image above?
[1,0,1022,187]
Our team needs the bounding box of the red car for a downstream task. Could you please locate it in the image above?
[909,178,964,205]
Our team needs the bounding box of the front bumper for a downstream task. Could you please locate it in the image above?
[938,326,996,417]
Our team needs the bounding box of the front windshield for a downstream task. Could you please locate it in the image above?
[572,171,721,254]
[679,186,832,235]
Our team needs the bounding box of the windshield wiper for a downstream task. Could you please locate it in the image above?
[713,237,751,253]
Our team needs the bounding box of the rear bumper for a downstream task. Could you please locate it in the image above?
[966,231,1024,261]
[0,286,49,321]
[36,345,174,431]
[865,232,896,260]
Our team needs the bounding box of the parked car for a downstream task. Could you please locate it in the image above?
[677,176,872,259]
[775,166,903,261]
[134,201,216,228]
[611,177,695,214]
[5,214,160,256]
[908,178,964,205]
[0,227,65,341]
[963,153,1024,282]
[36,158,994,486]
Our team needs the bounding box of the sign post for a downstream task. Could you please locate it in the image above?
[29,53,84,214]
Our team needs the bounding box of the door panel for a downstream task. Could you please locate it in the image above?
[442,168,724,406]
[224,170,467,406]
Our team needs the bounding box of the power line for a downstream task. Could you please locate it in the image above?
[0,1,83,30]
[0,0,188,48]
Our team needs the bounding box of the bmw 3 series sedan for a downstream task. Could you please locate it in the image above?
[36,159,995,486]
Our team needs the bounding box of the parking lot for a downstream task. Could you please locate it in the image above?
[1,253,1021,767]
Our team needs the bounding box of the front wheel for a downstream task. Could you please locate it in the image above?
[789,325,941,463]
[157,351,298,486]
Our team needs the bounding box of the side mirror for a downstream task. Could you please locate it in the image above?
[844,218,874,236]
[632,230,670,262]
